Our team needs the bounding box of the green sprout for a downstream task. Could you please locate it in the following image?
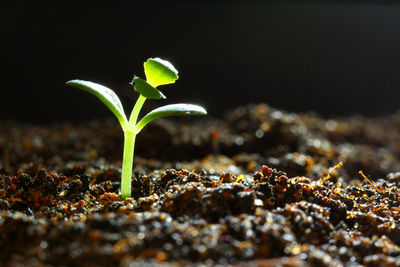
[66,58,207,199]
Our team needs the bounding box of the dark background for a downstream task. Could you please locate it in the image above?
[2,1,400,123]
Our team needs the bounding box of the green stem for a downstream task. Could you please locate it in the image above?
[120,95,146,199]
[121,130,136,199]
[129,95,146,129]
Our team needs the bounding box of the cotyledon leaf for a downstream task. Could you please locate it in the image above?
[144,58,179,87]
[66,80,128,128]
[135,104,207,133]
[132,76,166,99]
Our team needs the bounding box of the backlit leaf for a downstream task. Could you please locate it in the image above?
[132,76,166,99]
[66,80,128,128]
[144,58,179,87]
[136,104,207,133]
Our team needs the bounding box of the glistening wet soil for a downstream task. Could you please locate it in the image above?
[1,104,400,266]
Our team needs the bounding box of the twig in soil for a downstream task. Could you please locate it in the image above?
[210,129,220,155]
[359,170,382,193]
[319,161,343,183]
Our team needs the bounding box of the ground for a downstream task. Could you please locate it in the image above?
[1,104,400,266]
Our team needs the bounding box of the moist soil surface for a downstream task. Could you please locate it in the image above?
[1,104,400,266]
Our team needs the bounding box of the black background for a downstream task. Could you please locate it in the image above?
[2,1,400,123]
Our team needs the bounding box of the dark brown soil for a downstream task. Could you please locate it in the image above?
[1,104,400,266]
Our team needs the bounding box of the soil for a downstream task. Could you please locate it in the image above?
[1,103,400,266]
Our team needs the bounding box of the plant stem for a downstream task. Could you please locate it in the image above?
[121,130,136,199]
[129,95,146,128]
[120,95,146,199]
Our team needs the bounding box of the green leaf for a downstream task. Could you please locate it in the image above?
[144,58,179,87]
[135,104,207,133]
[132,76,166,99]
[66,80,128,128]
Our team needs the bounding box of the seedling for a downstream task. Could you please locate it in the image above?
[66,58,207,199]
